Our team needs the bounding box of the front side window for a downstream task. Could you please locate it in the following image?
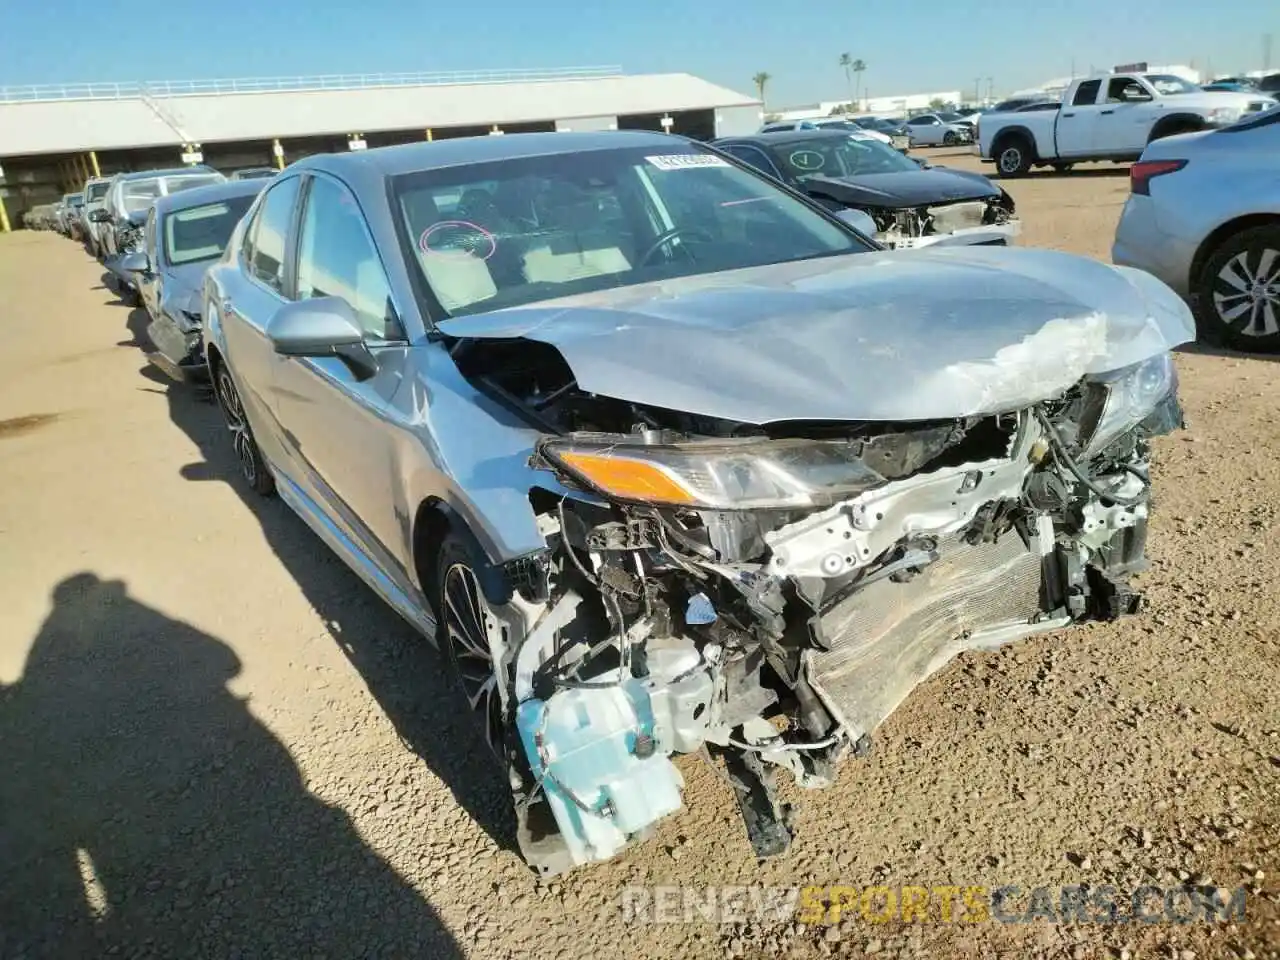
[393,145,862,319]
[249,176,301,293]
[164,195,258,267]
[776,136,919,179]
[295,176,397,339]
[87,182,110,201]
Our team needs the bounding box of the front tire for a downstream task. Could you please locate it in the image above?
[1193,225,1280,353]
[434,535,506,760]
[994,136,1033,177]
[214,365,276,495]
[943,131,958,146]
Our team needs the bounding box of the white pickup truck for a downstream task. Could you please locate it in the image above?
[977,72,1274,176]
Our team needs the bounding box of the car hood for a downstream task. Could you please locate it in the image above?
[436,246,1194,423]
[801,168,1001,208]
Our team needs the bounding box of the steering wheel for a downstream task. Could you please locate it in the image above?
[637,226,716,267]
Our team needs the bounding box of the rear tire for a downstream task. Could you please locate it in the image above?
[994,136,1033,177]
[1193,225,1280,353]
[943,131,958,146]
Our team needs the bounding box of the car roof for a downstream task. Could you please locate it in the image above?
[114,166,221,183]
[291,130,693,185]
[717,129,864,146]
[151,178,267,218]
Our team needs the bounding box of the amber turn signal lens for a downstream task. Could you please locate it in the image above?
[558,452,699,505]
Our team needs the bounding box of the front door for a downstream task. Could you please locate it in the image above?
[266,172,412,583]
[1091,76,1156,154]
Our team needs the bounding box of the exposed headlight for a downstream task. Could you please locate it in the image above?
[1079,352,1177,457]
[1208,106,1242,124]
[539,436,885,510]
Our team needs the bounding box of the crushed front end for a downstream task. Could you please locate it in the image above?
[874,191,1020,249]
[472,343,1183,876]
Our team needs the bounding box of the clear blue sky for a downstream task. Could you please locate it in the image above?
[3,0,1275,106]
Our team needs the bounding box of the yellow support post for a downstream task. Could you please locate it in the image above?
[0,193,11,233]
[273,139,285,170]
[88,151,101,177]
[425,128,433,141]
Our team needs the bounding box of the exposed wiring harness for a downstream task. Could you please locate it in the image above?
[1034,407,1150,508]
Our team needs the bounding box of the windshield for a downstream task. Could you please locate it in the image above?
[69,195,84,208]
[776,136,918,179]
[393,145,862,319]
[162,174,225,196]
[122,180,162,213]
[87,182,111,201]
[164,195,257,266]
[1144,74,1200,95]
[935,112,962,121]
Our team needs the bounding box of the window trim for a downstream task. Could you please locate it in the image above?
[292,170,408,343]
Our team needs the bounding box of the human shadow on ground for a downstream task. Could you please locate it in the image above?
[123,327,517,856]
[0,573,464,960]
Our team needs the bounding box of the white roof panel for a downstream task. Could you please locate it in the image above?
[0,73,758,156]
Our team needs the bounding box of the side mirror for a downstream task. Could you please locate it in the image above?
[834,208,878,237]
[266,297,378,381]
[89,208,111,223]
[1123,85,1151,102]
[119,251,148,274]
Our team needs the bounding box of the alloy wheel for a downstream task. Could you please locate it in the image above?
[441,562,505,756]
[999,147,1023,174]
[217,369,258,486]
[1212,248,1280,339]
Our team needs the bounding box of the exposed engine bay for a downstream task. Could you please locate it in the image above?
[864,193,1018,249]
[447,335,1183,876]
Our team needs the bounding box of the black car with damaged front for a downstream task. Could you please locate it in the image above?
[713,129,1018,248]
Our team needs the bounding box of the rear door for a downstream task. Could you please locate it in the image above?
[267,171,412,575]
[216,174,303,463]
[138,208,161,320]
[1055,79,1103,155]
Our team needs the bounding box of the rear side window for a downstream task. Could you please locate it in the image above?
[295,176,398,339]
[1072,80,1101,106]
[249,177,301,293]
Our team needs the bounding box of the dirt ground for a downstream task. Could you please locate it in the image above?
[1,152,1277,960]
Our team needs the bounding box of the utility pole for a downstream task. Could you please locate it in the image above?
[986,77,994,101]
[974,77,981,103]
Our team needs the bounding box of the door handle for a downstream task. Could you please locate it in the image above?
[1062,112,1075,118]
[1101,109,1115,115]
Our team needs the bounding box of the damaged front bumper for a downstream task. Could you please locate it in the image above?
[485,387,1181,877]
[884,218,1021,249]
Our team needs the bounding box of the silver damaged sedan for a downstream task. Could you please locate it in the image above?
[203,131,1193,876]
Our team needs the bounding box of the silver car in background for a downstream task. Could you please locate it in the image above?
[1112,105,1280,352]
[903,113,973,146]
[79,176,115,257]
[121,179,267,382]
[203,131,1190,877]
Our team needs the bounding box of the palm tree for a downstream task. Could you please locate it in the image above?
[839,53,853,108]
[852,59,867,109]
[752,71,772,108]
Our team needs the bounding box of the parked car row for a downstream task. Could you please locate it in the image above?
[53,129,1200,879]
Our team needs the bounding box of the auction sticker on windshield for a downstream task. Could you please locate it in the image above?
[645,155,730,171]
